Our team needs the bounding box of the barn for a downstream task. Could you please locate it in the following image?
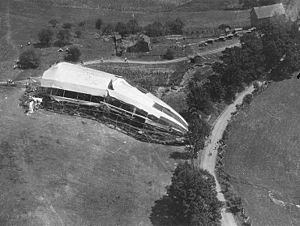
[250,3,286,28]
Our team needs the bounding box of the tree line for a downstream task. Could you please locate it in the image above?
[239,0,281,9]
[96,17,185,37]
[187,16,300,117]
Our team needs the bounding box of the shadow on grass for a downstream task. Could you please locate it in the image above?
[149,195,174,226]
[169,151,191,160]
[33,43,49,49]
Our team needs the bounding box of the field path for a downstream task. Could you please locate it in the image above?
[199,85,254,226]
[84,43,240,66]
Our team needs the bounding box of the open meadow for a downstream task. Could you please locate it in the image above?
[0,86,184,226]
[224,78,300,226]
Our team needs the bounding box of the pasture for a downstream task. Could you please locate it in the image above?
[0,86,184,226]
[224,78,300,226]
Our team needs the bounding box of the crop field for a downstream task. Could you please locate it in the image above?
[224,78,300,226]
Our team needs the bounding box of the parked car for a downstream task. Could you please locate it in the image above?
[217,36,226,41]
[205,39,214,44]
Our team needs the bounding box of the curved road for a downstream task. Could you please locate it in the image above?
[83,43,240,66]
[199,85,254,226]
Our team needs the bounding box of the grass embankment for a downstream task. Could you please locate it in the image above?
[0,87,183,226]
[223,78,300,226]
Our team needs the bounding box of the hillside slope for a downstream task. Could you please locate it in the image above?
[14,0,191,11]
[224,79,300,226]
[176,0,240,11]
[0,87,183,226]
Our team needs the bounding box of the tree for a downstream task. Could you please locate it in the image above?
[144,21,165,37]
[62,22,72,29]
[56,29,71,47]
[64,46,81,62]
[49,19,58,28]
[38,28,53,46]
[258,0,279,6]
[218,24,231,31]
[166,18,184,34]
[187,116,211,157]
[18,49,40,69]
[206,74,225,102]
[75,30,82,38]
[240,0,279,8]
[242,94,253,105]
[126,18,140,34]
[95,18,103,30]
[150,162,222,226]
[163,48,175,60]
[78,21,86,27]
[102,23,114,35]
[115,22,128,37]
[259,16,299,80]
[187,80,214,115]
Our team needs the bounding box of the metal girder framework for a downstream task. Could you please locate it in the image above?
[40,95,187,146]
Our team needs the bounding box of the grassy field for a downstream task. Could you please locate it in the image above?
[224,78,300,226]
[176,0,239,11]
[0,87,184,226]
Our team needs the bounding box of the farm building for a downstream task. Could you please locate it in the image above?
[250,3,286,27]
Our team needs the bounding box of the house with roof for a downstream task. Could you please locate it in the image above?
[250,3,286,27]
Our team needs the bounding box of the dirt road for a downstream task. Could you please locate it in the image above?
[199,85,254,226]
[83,43,240,66]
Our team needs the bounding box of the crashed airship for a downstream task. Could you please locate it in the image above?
[36,62,188,144]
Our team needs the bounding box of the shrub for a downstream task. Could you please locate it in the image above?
[64,46,81,62]
[62,23,72,29]
[75,30,82,38]
[144,21,165,37]
[49,19,58,28]
[115,22,128,37]
[165,18,184,35]
[95,18,103,30]
[126,18,140,34]
[102,23,114,35]
[163,48,175,60]
[56,29,71,47]
[18,49,40,69]
[242,94,253,105]
[78,21,86,27]
[38,28,53,46]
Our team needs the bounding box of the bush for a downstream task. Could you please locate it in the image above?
[75,30,82,38]
[165,18,184,35]
[64,46,81,62]
[56,29,71,47]
[78,21,86,27]
[62,23,72,29]
[144,21,165,37]
[115,22,128,37]
[49,19,58,28]
[126,18,140,34]
[163,48,175,60]
[18,49,40,69]
[102,23,114,35]
[38,28,53,46]
[95,18,103,30]
[242,94,253,105]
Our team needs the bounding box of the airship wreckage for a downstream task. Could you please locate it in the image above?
[27,62,188,145]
